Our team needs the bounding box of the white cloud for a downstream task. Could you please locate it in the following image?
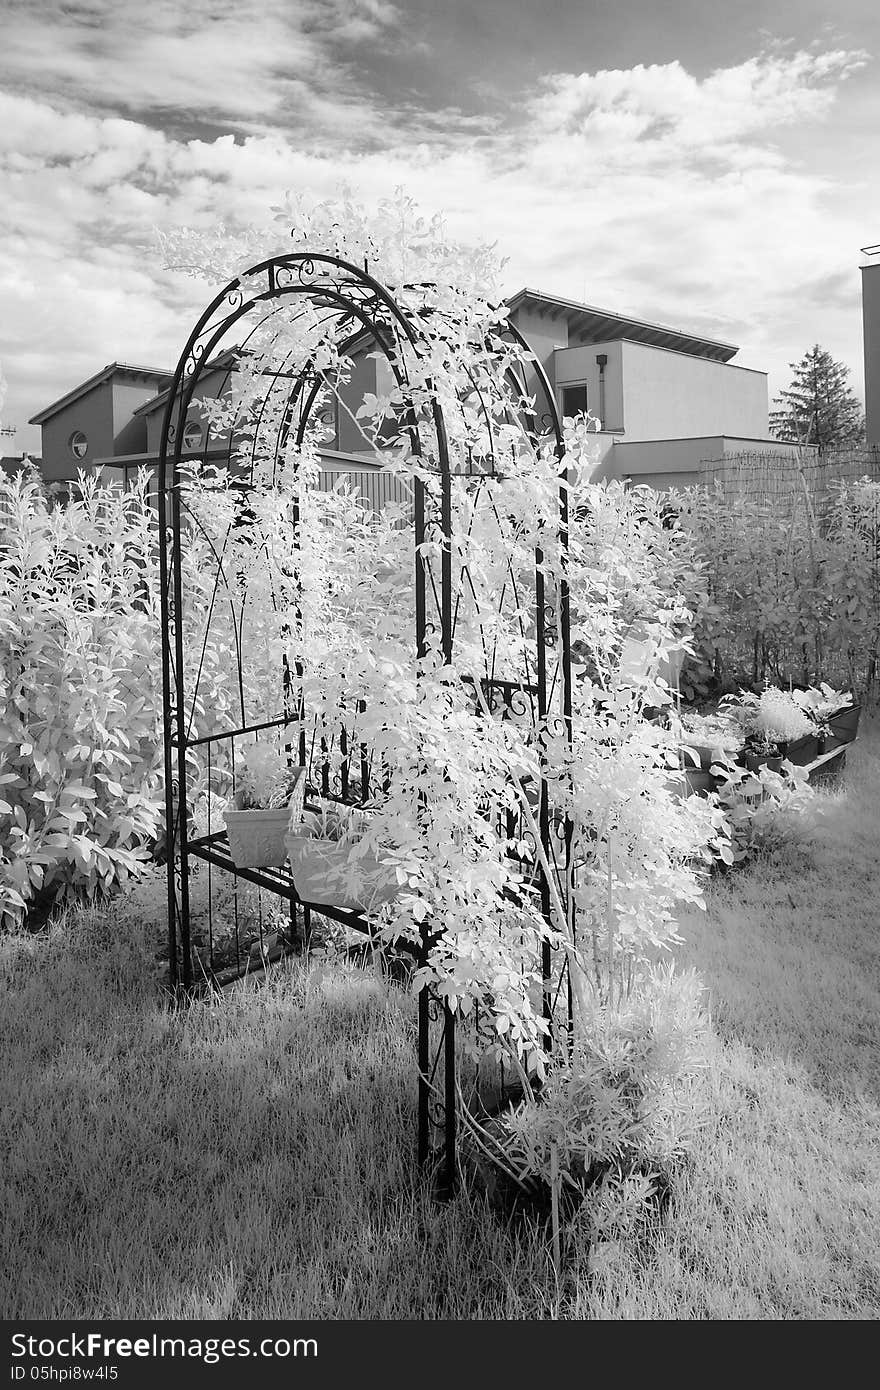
[530,50,868,150]
[0,36,875,452]
[1,0,407,133]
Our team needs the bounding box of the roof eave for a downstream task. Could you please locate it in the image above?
[505,287,739,363]
[29,362,172,426]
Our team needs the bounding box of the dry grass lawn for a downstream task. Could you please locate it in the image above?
[2,720,878,1319]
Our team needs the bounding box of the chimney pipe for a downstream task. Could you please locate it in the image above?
[596,354,608,430]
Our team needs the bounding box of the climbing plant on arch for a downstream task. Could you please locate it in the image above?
[158,200,714,1192]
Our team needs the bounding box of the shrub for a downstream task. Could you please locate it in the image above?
[0,470,164,925]
[472,965,712,1246]
[674,476,880,700]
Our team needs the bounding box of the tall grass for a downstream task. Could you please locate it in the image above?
[583,717,880,1318]
[2,723,879,1319]
[0,897,559,1319]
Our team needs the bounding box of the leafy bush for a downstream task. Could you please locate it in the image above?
[469,965,712,1247]
[709,759,814,866]
[674,477,880,700]
[0,470,164,925]
[505,965,710,1170]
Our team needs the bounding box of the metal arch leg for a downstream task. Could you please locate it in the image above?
[441,1000,457,1199]
[417,983,430,1171]
[416,980,458,1200]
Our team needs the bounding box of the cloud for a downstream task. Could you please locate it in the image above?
[1,0,407,135]
[529,49,868,152]
[0,34,875,452]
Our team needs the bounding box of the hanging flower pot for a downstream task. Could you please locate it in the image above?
[222,749,307,868]
[285,803,398,912]
[224,801,304,868]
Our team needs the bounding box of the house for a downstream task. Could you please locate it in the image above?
[28,340,410,510]
[28,363,172,483]
[506,288,805,488]
[862,244,880,443]
[28,290,802,496]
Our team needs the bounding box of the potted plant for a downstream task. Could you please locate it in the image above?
[285,800,397,913]
[222,743,306,868]
[790,684,860,754]
[674,708,742,784]
[717,687,820,772]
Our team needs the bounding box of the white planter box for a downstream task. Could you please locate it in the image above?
[224,806,303,868]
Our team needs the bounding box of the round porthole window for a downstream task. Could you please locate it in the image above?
[69,430,88,459]
[182,421,203,450]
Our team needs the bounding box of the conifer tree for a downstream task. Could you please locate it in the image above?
[770,344,864,449]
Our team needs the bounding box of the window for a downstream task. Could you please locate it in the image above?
[182,421,203,451]
[561,383,588,418]
[68,430,88,459]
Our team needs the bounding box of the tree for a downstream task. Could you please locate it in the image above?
[770,344,865,450]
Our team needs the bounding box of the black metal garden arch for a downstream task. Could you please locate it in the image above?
[157,250,573,1192]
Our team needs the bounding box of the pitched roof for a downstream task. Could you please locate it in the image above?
[28,363,172,426]
[132,348,241,418]
[505,288,739,363]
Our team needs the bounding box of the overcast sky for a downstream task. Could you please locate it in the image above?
[2,0,878,454]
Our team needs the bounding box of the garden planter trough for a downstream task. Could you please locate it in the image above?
[682,741,739,773]
[739,749,782,774]
[739,734,820,774]
[779,733,821,766]
[667,764,725,799]
[683,767,721,798]
[806,745,848,786]
[819,703,861,754]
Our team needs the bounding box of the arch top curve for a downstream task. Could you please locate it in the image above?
[156,245,569,513]
[172,250,429,391]
[156,250,448,498]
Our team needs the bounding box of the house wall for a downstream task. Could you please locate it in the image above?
[863,261,880,443]
[39,376,165,480]
[112,381,155,456]
[507,303,569,377]
[141,354,387,459]
[611,435,726,481]
[336,350,380,454]
[552,339,767,442]
[553,341,625,430]
[506,302,570,420]
[39,382,115,481]
[610,434,816,488]
[619,342,767,440]
[144,366,233,455]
